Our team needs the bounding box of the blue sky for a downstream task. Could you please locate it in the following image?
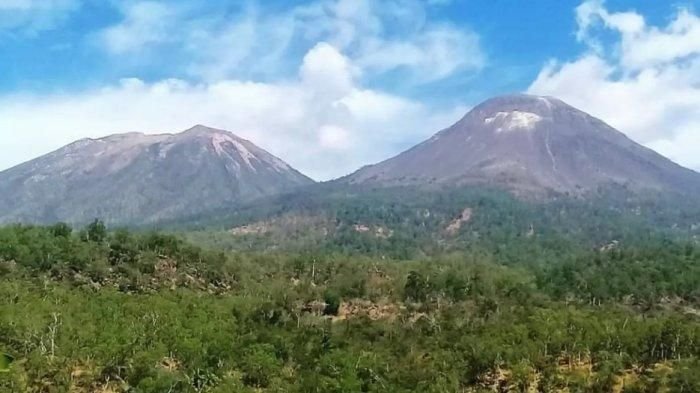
[1,0,700,180]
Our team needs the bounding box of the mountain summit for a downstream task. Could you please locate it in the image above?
[346,94,700,196]
[0,125,313,225]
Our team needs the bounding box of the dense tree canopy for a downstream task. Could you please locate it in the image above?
[0,220,699,391]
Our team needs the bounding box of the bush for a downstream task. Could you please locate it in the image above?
[323,290,341,316]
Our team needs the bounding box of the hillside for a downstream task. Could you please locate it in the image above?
[0,125,313,225]
[179,184,700,260]
[1,224,699,392]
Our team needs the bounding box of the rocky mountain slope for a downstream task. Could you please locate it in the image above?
[345,95,700,196]
[0,125,313,225]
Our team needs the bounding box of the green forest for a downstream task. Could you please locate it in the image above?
[180,186,700,259]
[0,217,699,392]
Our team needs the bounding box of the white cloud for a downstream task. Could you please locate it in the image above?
[97,0,484,83]
[576,0,700,70]
[0,0,478,181]
[0,0,79,34]
[529,1,700,171]
[300,42,357,99]
[100,1,176,54]
[0,43,465,181]
[356,25,484,82]
[318,125,352,150]
[298,0,484,83]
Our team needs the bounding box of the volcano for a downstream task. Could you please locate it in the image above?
[346,94,700,196]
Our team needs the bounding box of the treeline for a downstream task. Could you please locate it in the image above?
[0,224,699,391]
[1,223,699,306]
[0,221,230,292]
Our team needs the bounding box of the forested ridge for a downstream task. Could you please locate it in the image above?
[181,186,700,262]
[1,219,699,392]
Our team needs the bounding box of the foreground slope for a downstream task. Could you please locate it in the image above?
[2,224,699,391]
[0,125,313,225]
[346,94,700,196]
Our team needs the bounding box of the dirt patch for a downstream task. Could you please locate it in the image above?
[158,356,182,372]
[353,224,394,238]
[557,353,594,375]
[230,222,271,236]
[374,226,393,239]
[599,240,620,252]
[69,363,127,393]
[353,224,371,233]
[333,299,403,322]
[445,207,473,236]
[477,367,513,392]
[301,300,328,316]
[154,258,177,278]
[230,214,331,237]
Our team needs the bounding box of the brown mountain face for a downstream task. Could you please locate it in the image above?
[0,125,313,225]
[346,94,700,196]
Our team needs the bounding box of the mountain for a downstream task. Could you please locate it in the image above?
[345,94,700,196]
[0,125,313,225]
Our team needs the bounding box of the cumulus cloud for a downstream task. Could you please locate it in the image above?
[300,42,358,100]
[318,125,353,150]
[529,0,700,171]
[97,0,484,83]
[0,43,465,180]
[575,0,700,70]
[0,0,80,34]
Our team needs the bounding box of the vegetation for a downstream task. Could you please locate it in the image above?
[0,220,699,392]
[181,186,700,260]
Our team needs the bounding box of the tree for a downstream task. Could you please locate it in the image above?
[49,223,72,238]
[84,219,107,243]
[239,344,280,388]
[405,271,430,302]
[323,290,341,316]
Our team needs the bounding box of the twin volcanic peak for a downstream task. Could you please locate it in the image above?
[0,125,313,225]
[346,94,700,196]
[1,95,698,226]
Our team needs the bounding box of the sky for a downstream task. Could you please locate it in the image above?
[1,0,699,181]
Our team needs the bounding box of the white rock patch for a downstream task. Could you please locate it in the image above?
[269,157,291,173]
[484,112,506,124]
[538,96,553,109]
[211,134,259,170]
[484,111,543,132]
[231,140,257,169]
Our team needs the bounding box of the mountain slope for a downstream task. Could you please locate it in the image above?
[346,95,700,196]
[0,125,313,225]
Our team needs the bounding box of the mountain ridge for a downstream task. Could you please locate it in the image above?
[2,95,699,227]
[0,125,313,225]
